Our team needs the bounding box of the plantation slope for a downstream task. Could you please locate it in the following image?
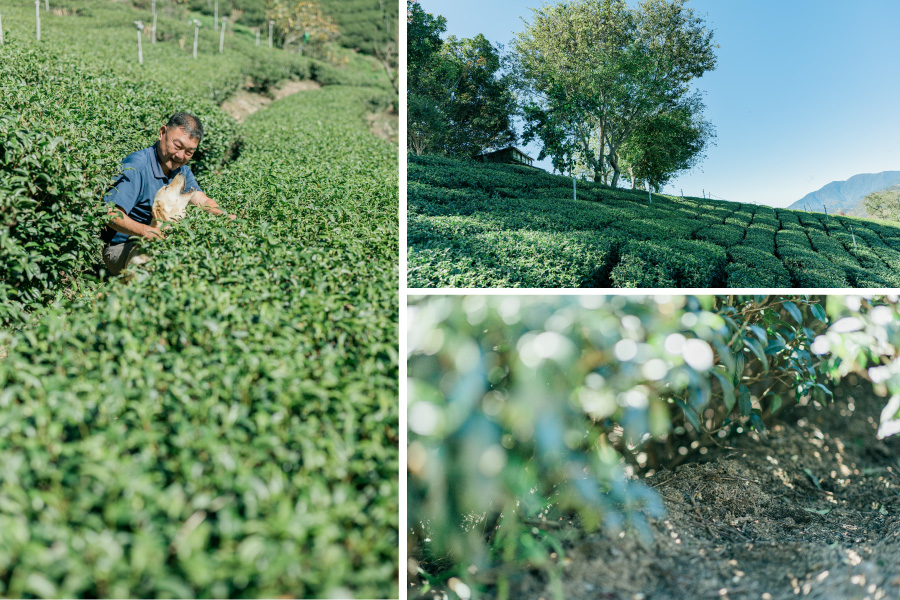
[407,155,900,288]
[0,84,398,598]
[0,0,392,103]
[1,0,394,325]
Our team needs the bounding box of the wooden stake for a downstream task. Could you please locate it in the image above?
[192,20,200,59]
[135,21,144,64]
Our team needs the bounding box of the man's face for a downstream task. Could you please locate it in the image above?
[157,125,199,173]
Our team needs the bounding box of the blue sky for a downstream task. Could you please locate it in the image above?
[414,0,900,207]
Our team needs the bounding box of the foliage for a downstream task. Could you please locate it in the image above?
[408,294,900,597]
[619,92,715,191]
[514,0,717,188]
[406,2,517,157]
[407,155,900,288]
[0,5,398,598]
[265,0,340,54]
[319,0,397,56]
[0,41,236,327]
[862,185,900,221]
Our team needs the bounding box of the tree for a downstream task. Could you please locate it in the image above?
[407,0,446,92]
[619,92,715,191]
[266,0,339,54]
[514,0,717,188]
[863,185,900,221]
[435,35,517,156]
[406,2,517,157]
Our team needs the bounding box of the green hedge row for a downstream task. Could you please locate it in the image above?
[1,84,398,599]
[0,42,237,327]
[407,154,900,288]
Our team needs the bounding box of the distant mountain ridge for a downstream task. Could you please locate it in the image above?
[789,171,900,214]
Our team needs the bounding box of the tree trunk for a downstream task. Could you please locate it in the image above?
[608,152,621,188]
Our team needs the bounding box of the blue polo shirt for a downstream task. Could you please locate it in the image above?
[102,142,202,245]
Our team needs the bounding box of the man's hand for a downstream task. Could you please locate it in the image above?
[191,191,235,219]
[144,225,165,240]
[108,206,166,240]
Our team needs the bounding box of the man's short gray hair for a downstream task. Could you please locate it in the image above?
[166,112,204,142]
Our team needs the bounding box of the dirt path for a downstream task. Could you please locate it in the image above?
[220,79,322,123]
[510,380,900,600]
[220,79,398,142]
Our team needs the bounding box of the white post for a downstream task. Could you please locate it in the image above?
[35,0,40,41]
[219,17,226,53]
[648,187,652,204]
[572,171,576,202]
[268,20,273,48]
[151,0,156,44]
[850,226,857,250]
[192,20,200,59]
[135,21,144,65]
[44,0,48,12]
[256,27,260,46]
[0,9,4,45]
[214,0,218,30]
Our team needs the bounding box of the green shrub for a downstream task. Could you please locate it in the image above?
[695,224,744,247]
[726,246,791,287]
[409,216,623,288]
[0,12,398,598]
[408,295,900,593]
[406,156,900,288]
[611,239,726,287]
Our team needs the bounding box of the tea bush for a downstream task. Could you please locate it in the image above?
[0,41,238,327]
[0,2,398,597]
[408,295,900,597]
[407,155,900,287]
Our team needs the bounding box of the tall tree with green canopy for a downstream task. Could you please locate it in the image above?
[514,0,717,188]
[620,92,715,191]
[407,2,517,157]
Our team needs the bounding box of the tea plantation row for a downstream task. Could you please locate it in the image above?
[1,0,394,326]
[1,4,398,598]
[407,155,900,288]
[1,90,398,599]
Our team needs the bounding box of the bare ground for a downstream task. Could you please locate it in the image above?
[220,79,321,124]
[367,106,399,143]
[412,380,900,600]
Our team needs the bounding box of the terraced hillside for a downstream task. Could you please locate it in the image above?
[408,155,900,288]
[0,1,398,598]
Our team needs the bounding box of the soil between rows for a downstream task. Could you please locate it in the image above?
[510,381,900,600]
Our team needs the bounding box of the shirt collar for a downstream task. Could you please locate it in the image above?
[150,141,180,180]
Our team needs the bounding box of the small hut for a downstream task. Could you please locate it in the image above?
[475,147,536,168]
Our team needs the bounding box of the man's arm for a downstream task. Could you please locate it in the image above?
[190,191,236,219]
[107,206,164,239]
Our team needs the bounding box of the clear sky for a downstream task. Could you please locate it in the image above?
[414,0,900,207]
